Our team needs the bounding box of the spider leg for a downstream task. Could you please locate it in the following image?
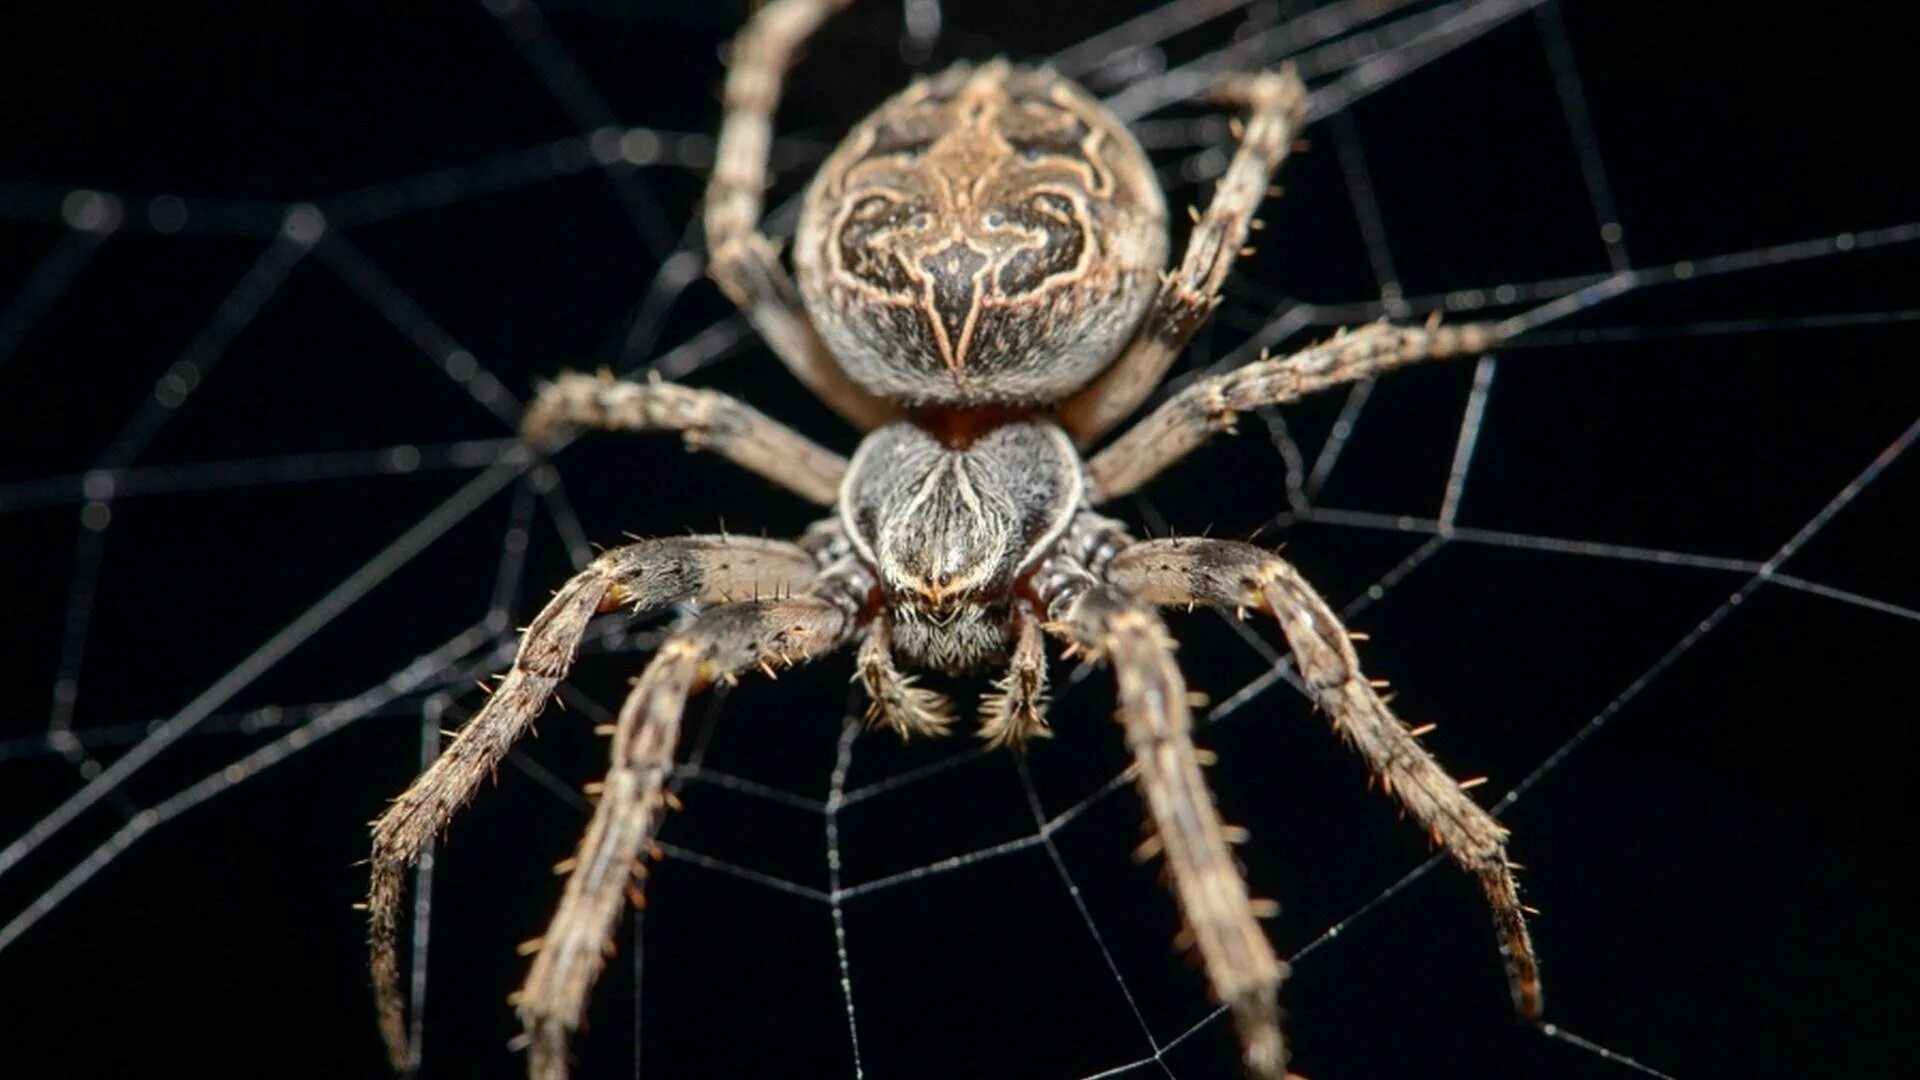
[521,372,848,505]
[517,593,859,1080]
[1105,537,1543,1019]
[978,600,1051,749]
[856,616,955,739]
[368,535,822,1073]
[1048,581,1288,1079]
[1087,319,1504,501]
[1059,68,1308,445]
[705,0,899,430]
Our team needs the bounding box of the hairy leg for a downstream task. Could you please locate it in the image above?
[856,616,954,739]
[1105,537,1542,1018]
[521,371,848,505]
[705,0,898,430]
[517,595,857,1080]
[1049,581,1287,1079]
[978,601,1050,749]
[368,535,821,1072]
[1089,319,1502,501]
[1060,68,1308,445]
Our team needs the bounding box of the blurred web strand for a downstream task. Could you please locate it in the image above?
[0,616,503,951]
[34,227,319,800]
[1533,0,1628,270]
[0,438,518,515]
[1099,0,1468,119]
[1046,0,1257,80]
[0,214,111,372]
[476,0,677,256]
[1,3,1916,1079]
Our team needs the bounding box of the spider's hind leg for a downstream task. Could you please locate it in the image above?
[367,534,821,1074]
[1060,67,1309,444]
[1106,536,1543,1020]
[704,0,896,429]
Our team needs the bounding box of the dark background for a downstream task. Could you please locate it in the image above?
[1,2,1915,1079]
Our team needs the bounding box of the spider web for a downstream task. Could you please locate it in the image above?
[2,1,1914,1077]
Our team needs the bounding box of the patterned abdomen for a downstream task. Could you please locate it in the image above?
[796,61,1168,406]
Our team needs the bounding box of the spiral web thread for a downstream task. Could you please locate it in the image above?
[2,1,1916,1077]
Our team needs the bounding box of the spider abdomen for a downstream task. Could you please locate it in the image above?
[839,418,1082,672]
[795,61,1168,407]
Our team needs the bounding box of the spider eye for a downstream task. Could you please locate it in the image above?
[984,210,1007,228]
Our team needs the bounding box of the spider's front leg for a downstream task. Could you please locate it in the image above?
[517,586,862,1080]
[1060,68,1309,444]
[1106,537,1543,1019]
[367,535,822,1073]
[704,0,898,430]
[1047,578,1288,1079]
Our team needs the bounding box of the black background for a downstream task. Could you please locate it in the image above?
[2,3,1916,1079]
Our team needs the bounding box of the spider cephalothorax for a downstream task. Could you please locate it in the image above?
[368,3,1542,1078]
[842,418,1080,672]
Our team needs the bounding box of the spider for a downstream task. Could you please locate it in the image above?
[367,1,1542,1076]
